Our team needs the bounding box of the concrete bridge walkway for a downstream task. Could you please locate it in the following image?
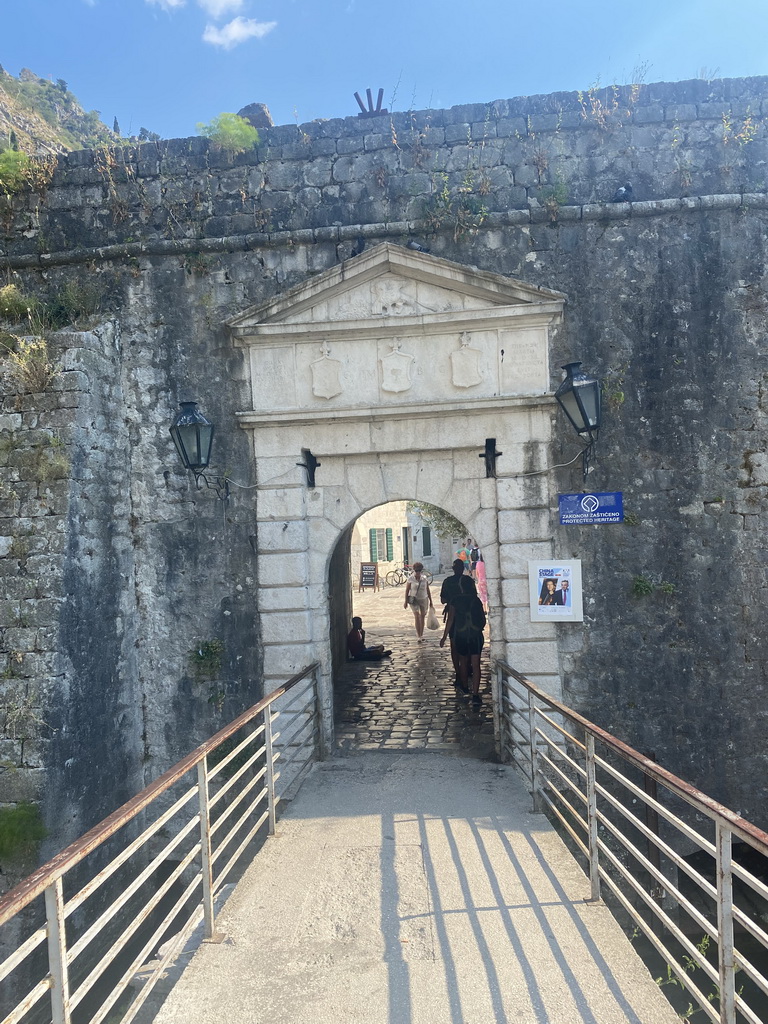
[153,579,677,1023]
[153,751,678,1024]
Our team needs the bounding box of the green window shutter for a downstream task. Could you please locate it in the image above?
[385,528,394,561]
[422,527,432,557]
[369,528,378,561]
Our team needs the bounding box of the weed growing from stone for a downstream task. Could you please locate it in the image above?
[722,109,757,147]
[0,151,56,198]
[631,575,676,597]
[631,574,655,597]
[577,76,644,133]
[182,251,216,276]
[190,638,225,681]
[0,283,34,322]
[538,176,568,223]
[0,802,46,860]
[423,171,487,242]
[5,337,59,393]
[43,280,104,329]
[1,683,50,740]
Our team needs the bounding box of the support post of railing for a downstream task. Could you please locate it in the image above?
[197,757,215,939]
[494,664,504,763]
[44,877,71,1024]
[585,733,601,902]
[527,689,539,811]
[264,707,277,836]
[315,667,328,761]
[716,823,736,1024]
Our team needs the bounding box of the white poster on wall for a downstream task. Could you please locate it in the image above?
[528,560,583,622]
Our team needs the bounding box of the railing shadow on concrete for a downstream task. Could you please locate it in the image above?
[276,756,659,1023]
[497,660,768,1024]
[0,663,322,1024]
[410,810,652,1024]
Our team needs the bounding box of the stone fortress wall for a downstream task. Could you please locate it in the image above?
[1,75,768,879]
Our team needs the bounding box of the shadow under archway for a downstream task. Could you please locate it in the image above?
[329,505,497,761]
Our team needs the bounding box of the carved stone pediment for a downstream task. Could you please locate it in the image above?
[228,243,565,423]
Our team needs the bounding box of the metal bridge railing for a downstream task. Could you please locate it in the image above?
[497,660,768,1024]
[0,663,322,1024]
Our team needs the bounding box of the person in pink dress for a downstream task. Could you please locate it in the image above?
[475,554,488,609]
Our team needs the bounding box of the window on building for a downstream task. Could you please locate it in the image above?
[422,526,432,556]
[369,527,394,561]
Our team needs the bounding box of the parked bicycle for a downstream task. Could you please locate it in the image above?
[385,564,433,587]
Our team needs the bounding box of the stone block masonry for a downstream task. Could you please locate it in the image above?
[1,77,767,271]
[1,74,768,866]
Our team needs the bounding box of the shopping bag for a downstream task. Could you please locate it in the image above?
[426,607,439,630]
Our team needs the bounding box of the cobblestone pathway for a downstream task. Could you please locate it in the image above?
[333,575,497,760]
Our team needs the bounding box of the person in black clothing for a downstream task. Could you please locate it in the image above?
[440,591,486,706]
[440,560,478,687]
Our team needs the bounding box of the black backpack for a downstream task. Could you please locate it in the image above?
[453,594,485,636]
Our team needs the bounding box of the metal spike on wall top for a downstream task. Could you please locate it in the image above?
[354,88,388,118]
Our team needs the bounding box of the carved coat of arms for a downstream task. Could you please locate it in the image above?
[381,342,414,393]
[310,343,343,399]
[450,332,483,388]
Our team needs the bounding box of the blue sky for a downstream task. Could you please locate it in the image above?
[3,0,768,140]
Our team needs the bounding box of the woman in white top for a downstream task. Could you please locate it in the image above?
[404,562,434,640]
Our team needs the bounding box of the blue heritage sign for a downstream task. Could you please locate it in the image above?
[559,492,624,525]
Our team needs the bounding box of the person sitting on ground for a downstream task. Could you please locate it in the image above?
[440,590,486,706]
[347,616,392,661]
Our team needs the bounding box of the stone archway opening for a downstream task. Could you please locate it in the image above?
[328,497,482,676]
[328,498,497,758]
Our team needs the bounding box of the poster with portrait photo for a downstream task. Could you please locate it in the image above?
[528,560,583,622]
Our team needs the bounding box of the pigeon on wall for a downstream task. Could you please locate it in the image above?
[406,240,431,253]
[612,182,633,203]
[351,235,366,257]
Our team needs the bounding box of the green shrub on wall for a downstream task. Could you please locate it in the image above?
[0,150,31,194]
[196,113,259,154]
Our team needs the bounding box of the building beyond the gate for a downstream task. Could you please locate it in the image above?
[2,74,768,887]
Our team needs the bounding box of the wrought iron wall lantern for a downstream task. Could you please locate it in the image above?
[554,362,602,480]
[170,401,230,500]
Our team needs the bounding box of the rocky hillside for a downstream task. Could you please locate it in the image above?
[0,65,118,155]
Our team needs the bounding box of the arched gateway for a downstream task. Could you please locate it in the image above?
[228,243,566,749]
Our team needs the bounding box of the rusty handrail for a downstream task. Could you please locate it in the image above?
[498,661,768,857]
[497,661,768,1024]
[0,662,321,928]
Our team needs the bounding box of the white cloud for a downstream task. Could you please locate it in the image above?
[198,0,243,17]
[202,16,277,49]
[146,0,187,9]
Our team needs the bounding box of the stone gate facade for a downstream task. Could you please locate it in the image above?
[228,242,564,743]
